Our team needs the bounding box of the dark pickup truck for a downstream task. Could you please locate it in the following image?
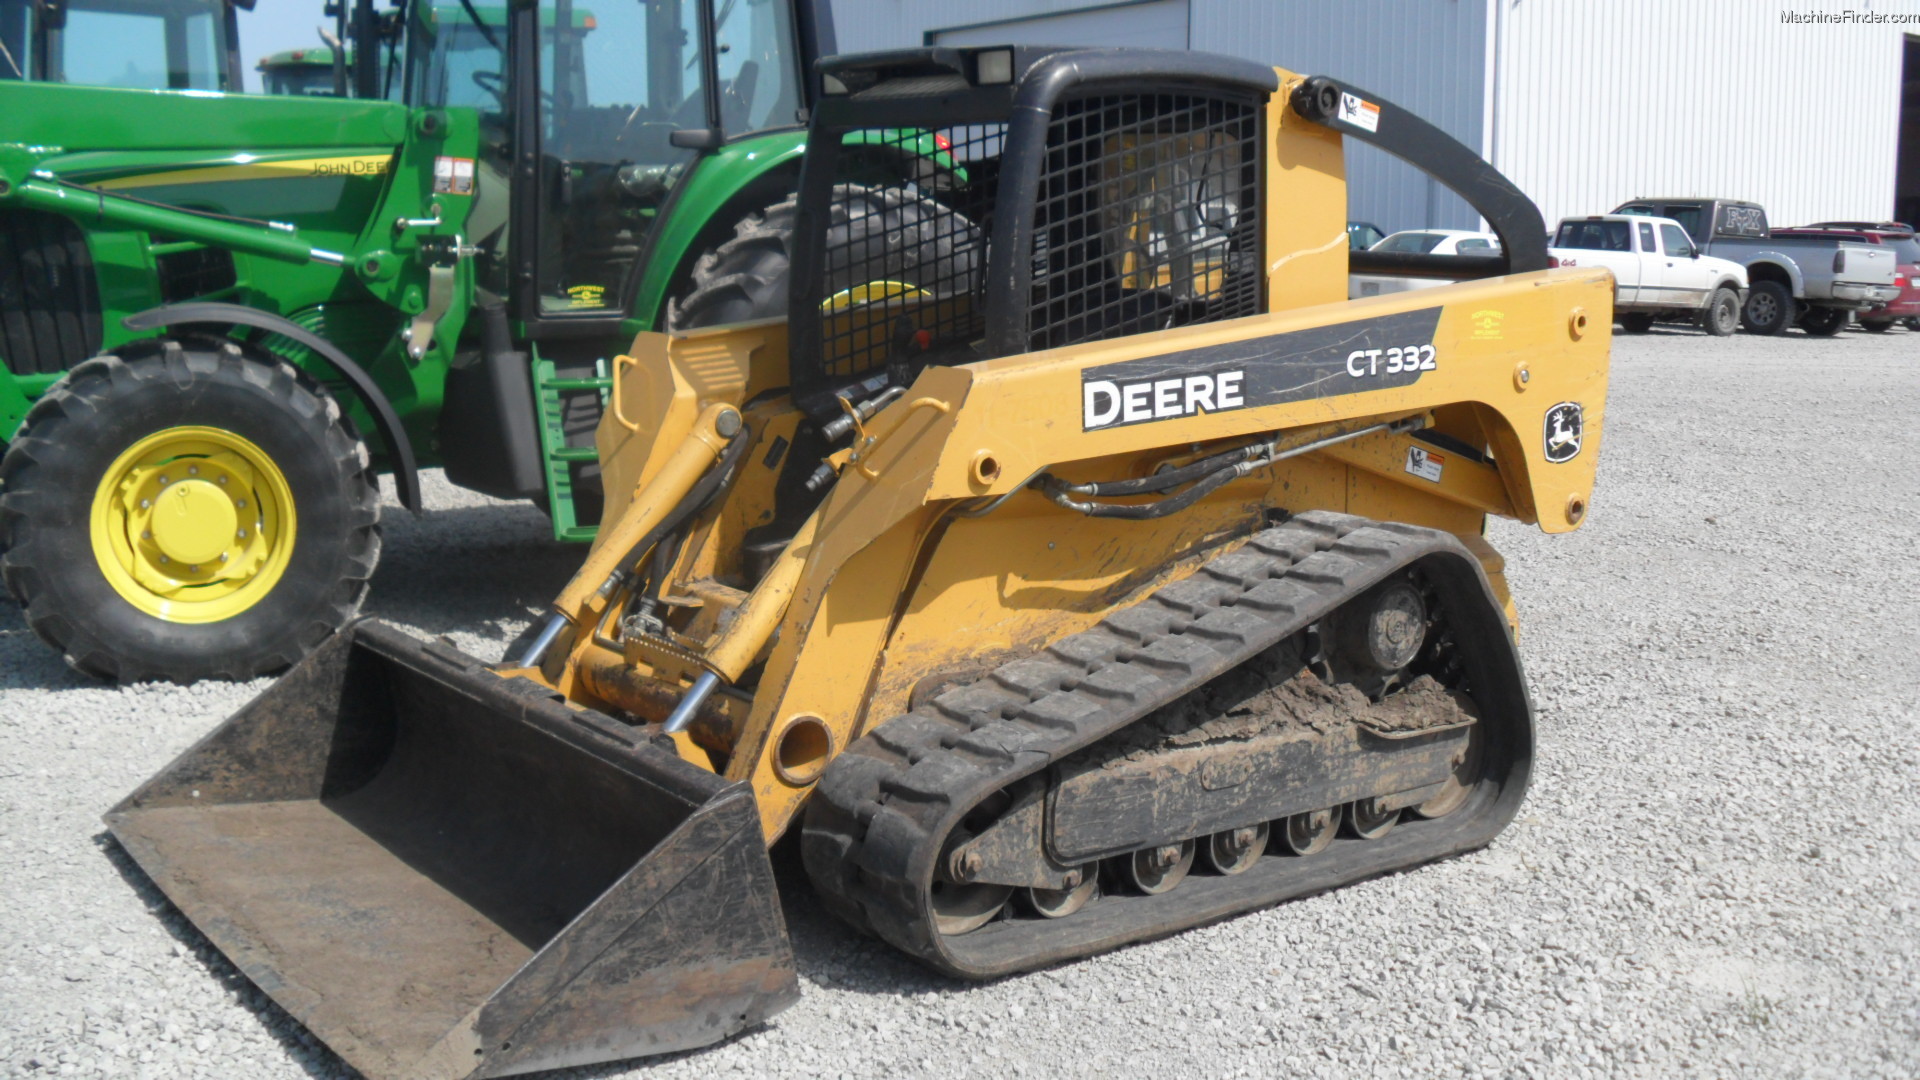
[1613,198,1899,336]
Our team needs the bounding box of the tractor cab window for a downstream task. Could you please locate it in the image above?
[407,6,519,117]
[533,0,708,316]
[712,0,802,133]
[2,0,232,90]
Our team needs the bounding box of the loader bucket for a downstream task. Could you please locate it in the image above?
[104,620,798,1080]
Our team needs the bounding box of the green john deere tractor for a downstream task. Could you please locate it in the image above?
[0,0,959,682]
[257,45,347,97]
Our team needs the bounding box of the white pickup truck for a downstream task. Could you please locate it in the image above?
[1549,215,1750,335]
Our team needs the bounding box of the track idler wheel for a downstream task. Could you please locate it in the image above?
[1280,806,1341,855]
[1203,823,1269,875]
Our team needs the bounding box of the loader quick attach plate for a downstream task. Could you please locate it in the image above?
[104,621,797,1080]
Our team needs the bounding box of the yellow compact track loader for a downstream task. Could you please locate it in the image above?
[107,46,1612,1080]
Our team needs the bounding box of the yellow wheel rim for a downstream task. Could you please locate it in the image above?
[90,425,296,624]
[820,280,930,313]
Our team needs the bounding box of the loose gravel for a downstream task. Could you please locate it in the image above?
[2,322,1917,1079]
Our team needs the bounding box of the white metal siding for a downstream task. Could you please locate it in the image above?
[831,0,1168,53]
[930,1,1190,48]
[1187,1,1488,232]
[827,0,1488,232]
[1495,0,1920,227]
[827,1,1920,230]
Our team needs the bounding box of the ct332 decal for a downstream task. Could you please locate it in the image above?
[1081,307,1445,431]
[1345,344,1437,378]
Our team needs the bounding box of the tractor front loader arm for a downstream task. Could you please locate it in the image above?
[0,149,351,266]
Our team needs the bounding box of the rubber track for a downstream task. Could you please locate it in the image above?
[802,510,1534,979]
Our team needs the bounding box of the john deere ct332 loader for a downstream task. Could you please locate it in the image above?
[106,45,1612,1080]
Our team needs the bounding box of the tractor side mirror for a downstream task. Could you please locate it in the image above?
[670,128,725,151]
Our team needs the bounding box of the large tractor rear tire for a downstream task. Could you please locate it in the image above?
[0,339,380,682]
[670,197,800,329]
[670,186,982,331]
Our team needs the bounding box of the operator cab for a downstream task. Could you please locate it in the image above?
[394,0,810,325]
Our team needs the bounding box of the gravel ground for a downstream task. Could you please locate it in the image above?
[2,322,1917,1079]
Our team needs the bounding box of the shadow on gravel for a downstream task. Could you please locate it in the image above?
[362,503,582,648]
[0,598,97,692]
[92,814,973,1079]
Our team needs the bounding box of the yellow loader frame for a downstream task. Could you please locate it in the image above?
[526,77,1612,841]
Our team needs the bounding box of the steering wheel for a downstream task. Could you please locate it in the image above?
[471,70,506,107]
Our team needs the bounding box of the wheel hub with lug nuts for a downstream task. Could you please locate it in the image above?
[91,426,296,623]
[149,480,238,567]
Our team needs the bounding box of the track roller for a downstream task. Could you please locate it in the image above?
[1025,866,1098,919]
[1345,797,1400,839]
[1280,806,1341,855]
[1204,823,1269,875]
[1120,840,1195,895]
[931,881,1012,934]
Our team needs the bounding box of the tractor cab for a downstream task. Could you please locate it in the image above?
[386,0,812,323]
[257,46,346,96]
[0,0,248,90]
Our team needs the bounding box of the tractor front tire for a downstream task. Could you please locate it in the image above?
[1618,313,1655,333]
[0,339,380,682]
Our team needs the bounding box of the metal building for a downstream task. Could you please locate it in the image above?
[830,0,1920,233]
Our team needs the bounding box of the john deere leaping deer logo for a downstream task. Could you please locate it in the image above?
[1543,402,1584,463]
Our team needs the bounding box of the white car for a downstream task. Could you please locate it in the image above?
[1348,229,1502,297]
[1549,214,1749,335]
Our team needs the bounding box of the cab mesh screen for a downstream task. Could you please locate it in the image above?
[816,126,1001,380]
[812,91,1261,382]
[1029,92,1263,351]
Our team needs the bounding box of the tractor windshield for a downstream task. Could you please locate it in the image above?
[533,0,801,318]
[0,0,238,90]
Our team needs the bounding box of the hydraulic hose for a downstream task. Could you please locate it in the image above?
[1042,461,1247,520]
[520,416,750,669]
[1050,441,1267,498]
[616,421,752,579]
[1036,417,1429,522]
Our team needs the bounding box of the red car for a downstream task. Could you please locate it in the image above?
[1776,222,1920,331]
